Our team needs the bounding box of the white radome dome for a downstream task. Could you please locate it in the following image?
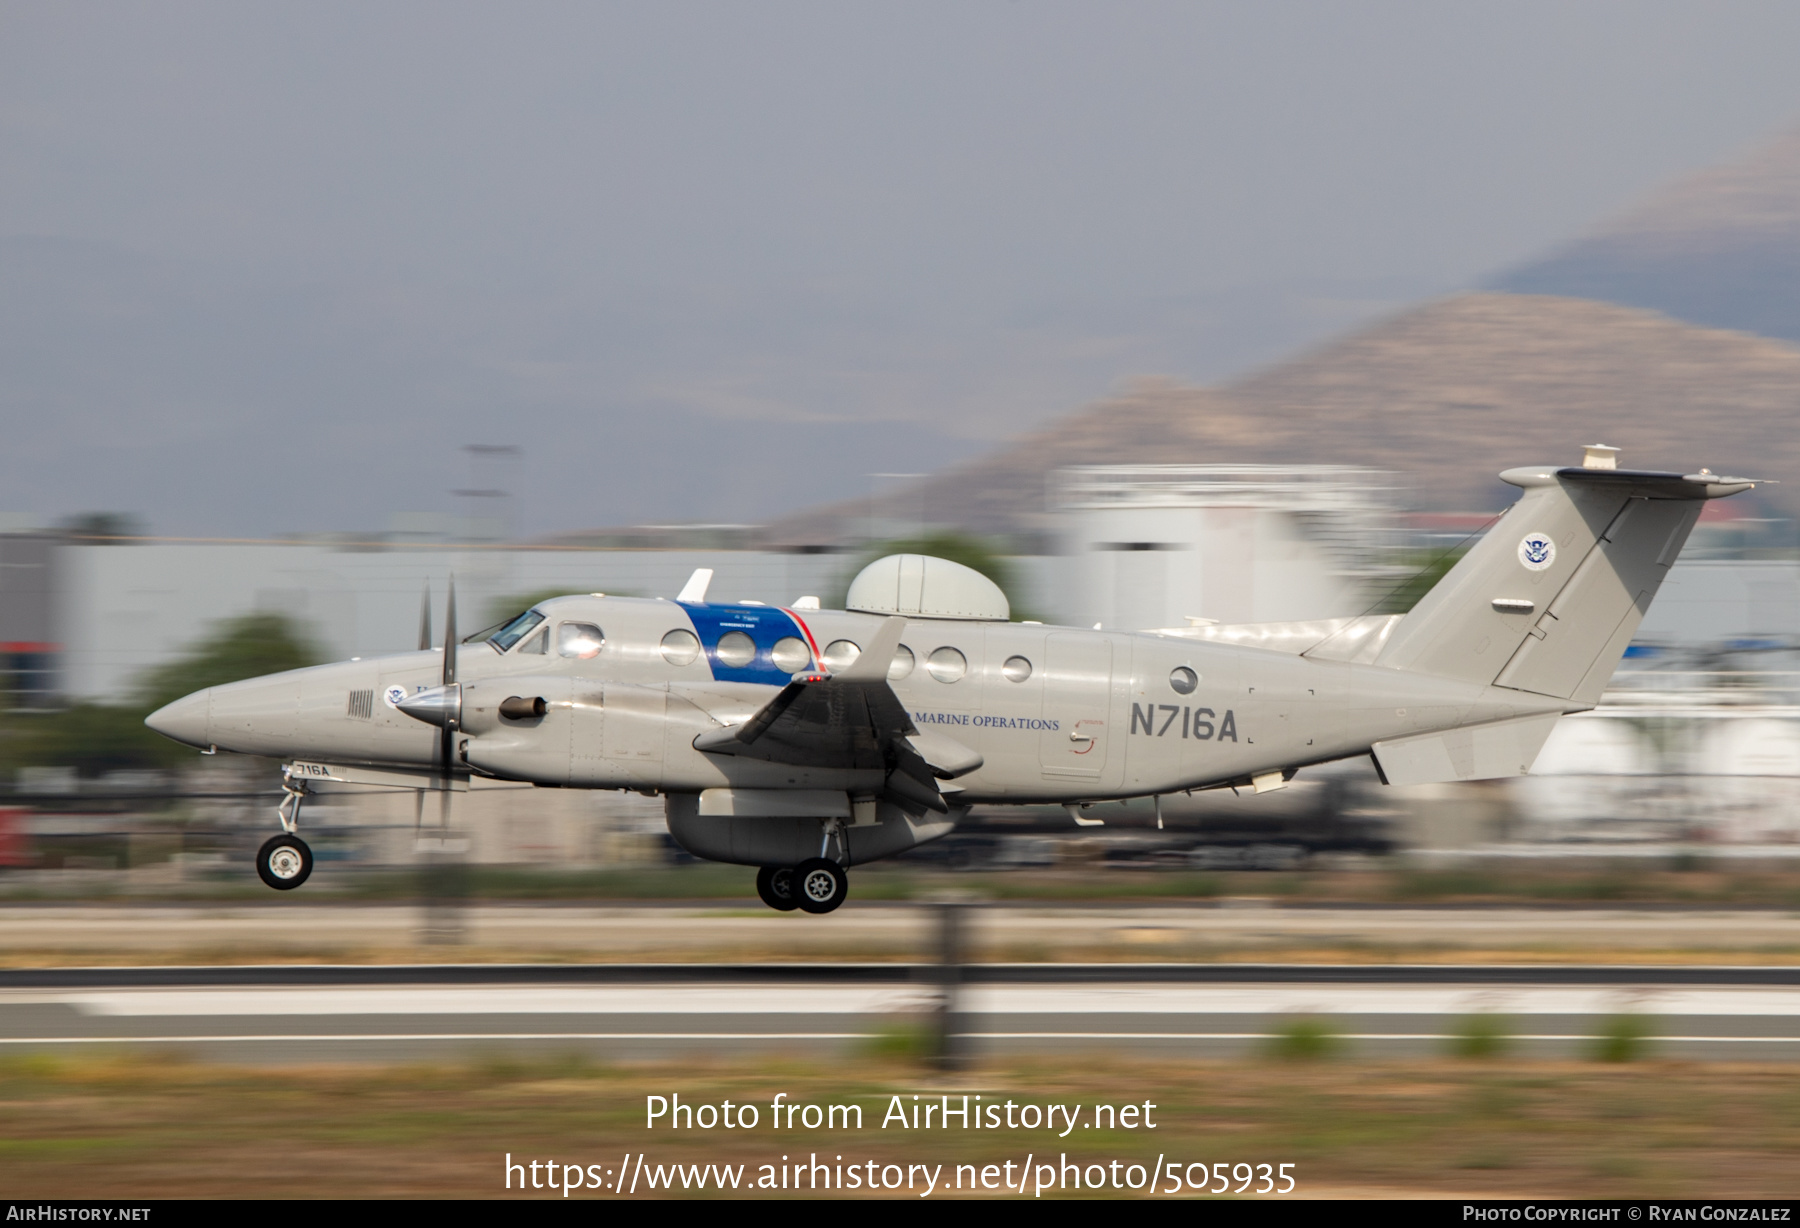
[845,554,1009,621]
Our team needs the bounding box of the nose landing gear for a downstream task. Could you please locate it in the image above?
[257,773,314,890]
[257,833,314,890]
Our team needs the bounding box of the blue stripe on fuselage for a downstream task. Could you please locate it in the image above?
[679,602,814,684]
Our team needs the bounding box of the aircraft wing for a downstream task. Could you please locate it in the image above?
[690,617,979,814]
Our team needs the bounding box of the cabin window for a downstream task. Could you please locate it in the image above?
[557,622,605,659]
[889,645,915,681]
[1169,666,1198,695]
[489,609,546,652]
[926,646,967,683]
[660,629,700,666]
[1002,655,1032,683]
[821,639,861,671]
[770,637,811,673]
[519,626,548,655]
[716,631,757,668]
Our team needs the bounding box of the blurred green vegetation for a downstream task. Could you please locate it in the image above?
[858,1020,937,1061]
[0,613,319,781]
[1265,1016,1340,1061]
[135,613,318,712]
[58,511,146,539]
[1589,1015,1653,1063]
[832,531,1043,622]
[1371,545,1472,615]
[1448,1014,1513,1060]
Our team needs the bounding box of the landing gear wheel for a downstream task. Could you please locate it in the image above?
[256,833,313,890]
[756,865,798,912]
[792,858,848,915]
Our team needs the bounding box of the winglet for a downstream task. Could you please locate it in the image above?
[836,616,906,681]
[677,568,714,603]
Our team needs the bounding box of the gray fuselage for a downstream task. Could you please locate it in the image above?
[170,595,1564,804]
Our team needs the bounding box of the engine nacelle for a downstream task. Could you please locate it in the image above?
[663,789,961,867]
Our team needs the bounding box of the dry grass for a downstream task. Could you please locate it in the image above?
[3,1053,1799,1198]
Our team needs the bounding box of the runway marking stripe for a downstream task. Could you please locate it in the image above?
[4,1032,1800,1044]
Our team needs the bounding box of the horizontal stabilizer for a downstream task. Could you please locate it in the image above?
[1371,714,1560,786]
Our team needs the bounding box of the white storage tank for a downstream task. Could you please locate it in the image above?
[1693,717,1800,844]
[1511,716,1659,839]
[1055,465,1394,630]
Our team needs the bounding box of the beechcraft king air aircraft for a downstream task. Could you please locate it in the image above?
[146,450,1759,913]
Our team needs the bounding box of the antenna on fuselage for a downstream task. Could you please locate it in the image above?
[677,568,714,603]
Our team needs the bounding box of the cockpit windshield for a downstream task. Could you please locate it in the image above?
[487,609,547,652]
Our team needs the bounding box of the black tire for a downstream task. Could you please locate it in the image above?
[755,865,798,912]
[792,858,848,915]
[256,833,313,890]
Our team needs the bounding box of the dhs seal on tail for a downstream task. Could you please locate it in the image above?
[1518,532,1556,571]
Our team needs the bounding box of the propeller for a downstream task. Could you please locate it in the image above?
[438,576,458,830]
[414,579,432,835]
[396,576,461,836]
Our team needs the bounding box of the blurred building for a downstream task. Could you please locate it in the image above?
[1054,464,1397,630]
[0,534,59,709]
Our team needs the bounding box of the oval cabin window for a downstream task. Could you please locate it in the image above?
[821,639,861,672]
[716,631,757,668]
[770,637,811,673]
[660,629,700,666]
[926,646,967,683]
[888,645,916,681]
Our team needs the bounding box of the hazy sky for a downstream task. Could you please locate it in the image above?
[6,2,1800,535]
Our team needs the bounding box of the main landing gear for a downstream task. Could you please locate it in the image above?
[756,866,797,911]
[256,774,314,891]
[756,859,849,914]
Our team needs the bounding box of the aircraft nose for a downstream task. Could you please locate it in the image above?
[145,690,211,749]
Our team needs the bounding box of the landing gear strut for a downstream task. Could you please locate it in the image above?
[258,773,314,890]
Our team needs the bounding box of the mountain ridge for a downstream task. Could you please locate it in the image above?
[1496,124,1800,341]
[763,291,1800,544]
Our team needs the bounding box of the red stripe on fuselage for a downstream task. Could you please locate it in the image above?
[782,609,822,669]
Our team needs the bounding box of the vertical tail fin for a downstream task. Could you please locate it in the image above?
[1376,460,1757,705]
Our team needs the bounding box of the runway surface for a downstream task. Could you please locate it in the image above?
[3,963,1799,1062]
[6,902,1800,963]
